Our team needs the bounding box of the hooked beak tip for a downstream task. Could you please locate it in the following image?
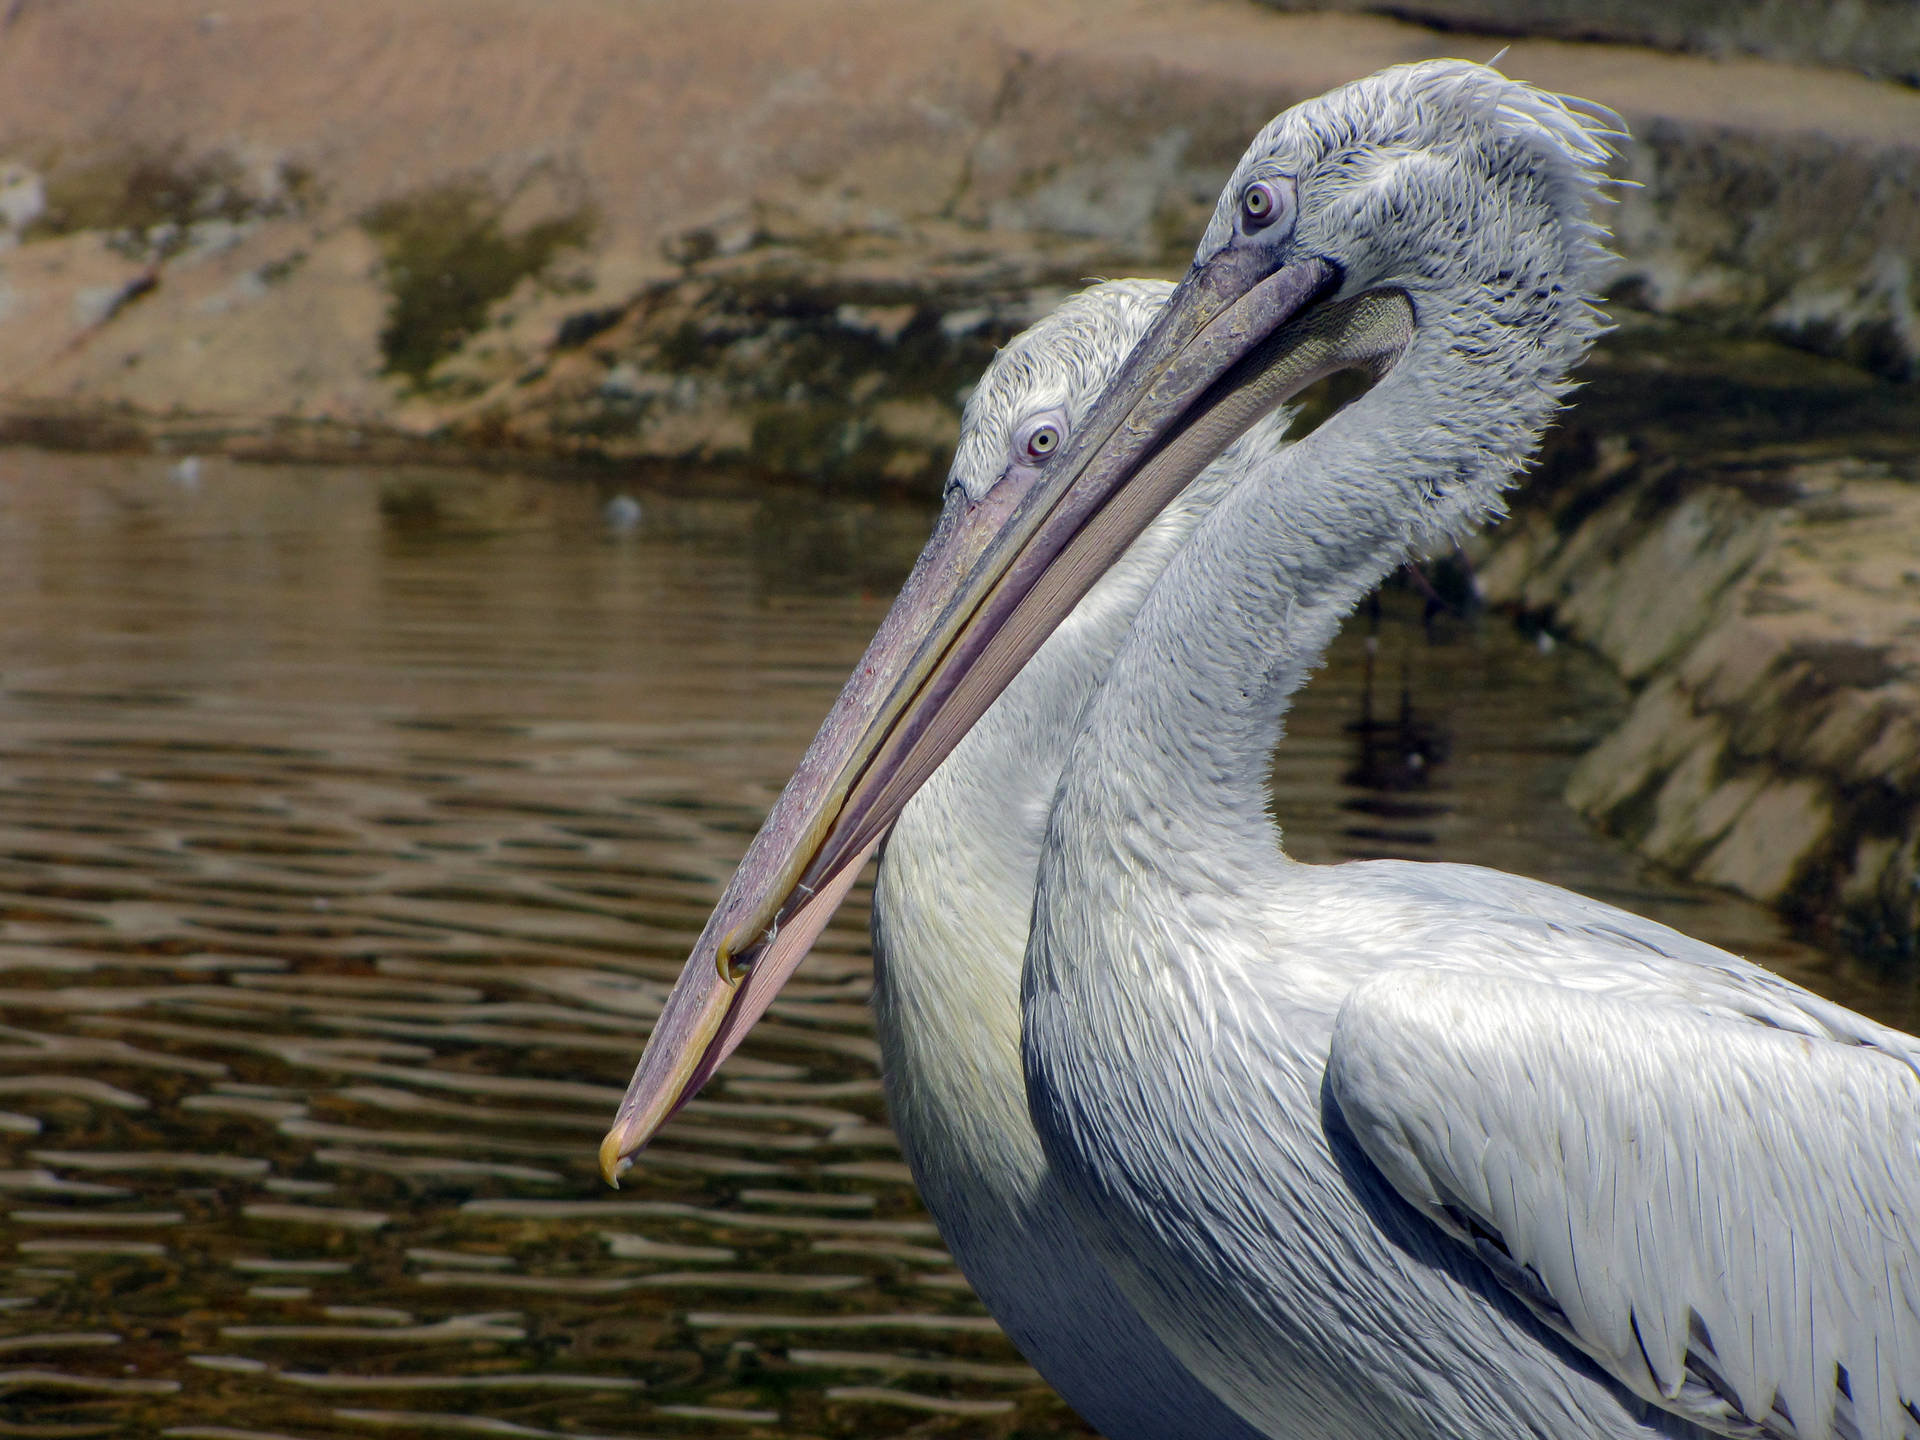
[598,1123,639,1188]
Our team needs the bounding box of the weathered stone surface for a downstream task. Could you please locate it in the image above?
[2,0,1919,475]
[1255,0,1920,87]
[428,226,1118,484]
[1615,123,1920,380]
[1475,318,1920,955]
[1564,674,1711,820]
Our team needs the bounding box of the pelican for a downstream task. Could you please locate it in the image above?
[1016,61,1920,1440]
[605,59,1920,1440]
[873,279,1287,1440]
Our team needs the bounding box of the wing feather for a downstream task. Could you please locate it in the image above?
[1328,967,1920,1440]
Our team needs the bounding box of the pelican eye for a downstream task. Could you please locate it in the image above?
[1238,177,1293,234]
[1009,410,1069,470]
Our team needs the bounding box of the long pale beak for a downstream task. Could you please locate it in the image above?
[601,246,1415,1184]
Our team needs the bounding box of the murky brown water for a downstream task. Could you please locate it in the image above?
[0,449,1906,1440]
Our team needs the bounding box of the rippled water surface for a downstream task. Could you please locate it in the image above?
[0,450,1905,1440]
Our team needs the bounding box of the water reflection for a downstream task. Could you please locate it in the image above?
[0,450,1901,1438]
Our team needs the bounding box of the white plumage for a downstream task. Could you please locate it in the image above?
[875,277,1287,1440]
[1020,61,1920,1440]
[1333,963,1920,1438]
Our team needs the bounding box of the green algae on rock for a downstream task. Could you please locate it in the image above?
[363,181,596,387]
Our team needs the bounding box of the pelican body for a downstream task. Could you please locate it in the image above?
[607,59,1920,1440]
[874,280,1286,1440]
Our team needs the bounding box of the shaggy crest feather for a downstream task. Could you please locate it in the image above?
[1201,60,1619,289]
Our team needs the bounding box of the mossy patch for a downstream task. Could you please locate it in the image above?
[29,149,311,253]
[523,261,1027,485]
[362,180,594,385]
[257,250,307,286]
[32,149,250,236]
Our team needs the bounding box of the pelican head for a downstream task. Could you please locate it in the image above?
[602,60,1619,1181]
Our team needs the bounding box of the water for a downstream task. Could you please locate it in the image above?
[0,450,1905,1439]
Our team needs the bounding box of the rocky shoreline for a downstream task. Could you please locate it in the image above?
[1471,319,1920,960]
[3,1,1918,471]
[1,0,1917,951]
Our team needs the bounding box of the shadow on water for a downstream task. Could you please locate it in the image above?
[0,449,1902,1438]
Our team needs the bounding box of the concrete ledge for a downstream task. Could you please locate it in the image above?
[1256,0,1920,88]
[1471,319,1920,957]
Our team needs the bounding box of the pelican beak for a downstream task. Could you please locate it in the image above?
[601,246,1415,1185]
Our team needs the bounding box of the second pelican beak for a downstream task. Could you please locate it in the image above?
[601,247,1415,1184]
